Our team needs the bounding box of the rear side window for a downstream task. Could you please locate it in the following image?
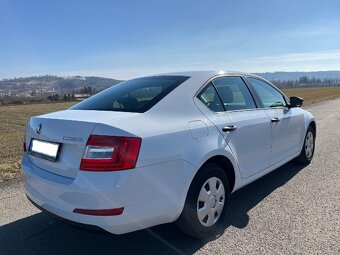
[71,76,189,113]
[197,83,224,112]
[212,77,256,111]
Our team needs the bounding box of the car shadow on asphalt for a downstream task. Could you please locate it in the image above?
[0,161,306,255]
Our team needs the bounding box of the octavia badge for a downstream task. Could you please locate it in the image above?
[36,124,42,134]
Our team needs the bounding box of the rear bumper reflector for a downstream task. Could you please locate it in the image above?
[73,207,124,216]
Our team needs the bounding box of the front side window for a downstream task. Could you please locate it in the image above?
[213,77,256,111]
[247,77,287,108]
[71,76,189,113]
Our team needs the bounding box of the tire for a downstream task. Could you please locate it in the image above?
[296,125,315,164]
[176,162,230,240]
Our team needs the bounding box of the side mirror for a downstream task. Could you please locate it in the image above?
[289,96,303,108]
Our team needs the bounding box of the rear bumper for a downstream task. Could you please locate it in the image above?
[22,154,195,234]
[26,195,103,231]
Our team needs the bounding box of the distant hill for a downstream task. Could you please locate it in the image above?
[0,75,121,95]
[254,71,340,81]
[1,71,340,96]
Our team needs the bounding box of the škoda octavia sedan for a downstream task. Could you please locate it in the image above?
[23,71,316,239]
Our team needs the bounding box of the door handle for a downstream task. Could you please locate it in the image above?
[271,117,280,123]
[222,125,237,132]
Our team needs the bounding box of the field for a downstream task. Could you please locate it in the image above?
[0,102,75,180]
[282,87,340,105]
[0,87,340,181]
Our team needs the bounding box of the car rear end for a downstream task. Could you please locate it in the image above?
[23,111,144,232]
[22,75,194,234]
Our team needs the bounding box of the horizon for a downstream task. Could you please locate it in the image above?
[1,0,340,80]
[2,70,340,81]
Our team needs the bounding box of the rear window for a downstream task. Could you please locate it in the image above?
[70,76,189,113]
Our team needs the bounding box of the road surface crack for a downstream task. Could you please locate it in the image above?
[23,223,62,243]
[0,196,13,201]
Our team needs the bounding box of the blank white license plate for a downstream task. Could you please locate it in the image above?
[29,139,60,161]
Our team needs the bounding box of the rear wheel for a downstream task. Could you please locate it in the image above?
[176,163,230,239]
[296,126,315,164]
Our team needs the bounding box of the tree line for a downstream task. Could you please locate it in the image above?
[272,76,340,88]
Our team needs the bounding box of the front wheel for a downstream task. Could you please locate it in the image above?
[296,126,315,164]
[176,163,230,239]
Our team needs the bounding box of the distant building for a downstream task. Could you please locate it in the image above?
[74,94,91,101]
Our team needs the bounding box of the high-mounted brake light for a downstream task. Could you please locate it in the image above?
[80,135,141,171]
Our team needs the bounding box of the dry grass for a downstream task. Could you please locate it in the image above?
[0,87,340,181]
[282,87,340,106]
[0,102,75,181]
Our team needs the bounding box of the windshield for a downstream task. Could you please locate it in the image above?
[70,75,189,113]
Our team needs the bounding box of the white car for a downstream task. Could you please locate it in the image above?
[22,71,316,239]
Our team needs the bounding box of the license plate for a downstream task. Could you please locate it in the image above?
[29,139,60,161]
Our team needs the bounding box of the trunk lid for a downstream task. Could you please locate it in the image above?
[26,110,139,179]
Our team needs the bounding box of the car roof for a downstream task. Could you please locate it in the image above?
[153,70,264,80]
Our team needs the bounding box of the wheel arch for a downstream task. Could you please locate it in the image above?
[309,120,316,136]
[200,155,236,193]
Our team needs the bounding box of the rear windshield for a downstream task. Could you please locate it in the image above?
[70,76,189,113]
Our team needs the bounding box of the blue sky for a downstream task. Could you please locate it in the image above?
[1,0,340,79]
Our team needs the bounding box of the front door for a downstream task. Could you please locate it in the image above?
[246,77,303,165]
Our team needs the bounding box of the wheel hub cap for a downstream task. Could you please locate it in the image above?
[209,196,217,208]
[305,131,314,159]
[197,177,225,227]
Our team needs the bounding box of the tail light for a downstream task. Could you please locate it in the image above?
[80,135,141,171]
[23,129,27,152]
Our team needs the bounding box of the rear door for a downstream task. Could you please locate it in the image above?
[197,76,272,178]
[245,77,303,165]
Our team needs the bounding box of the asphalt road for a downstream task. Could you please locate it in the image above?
[1,98,339,255]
